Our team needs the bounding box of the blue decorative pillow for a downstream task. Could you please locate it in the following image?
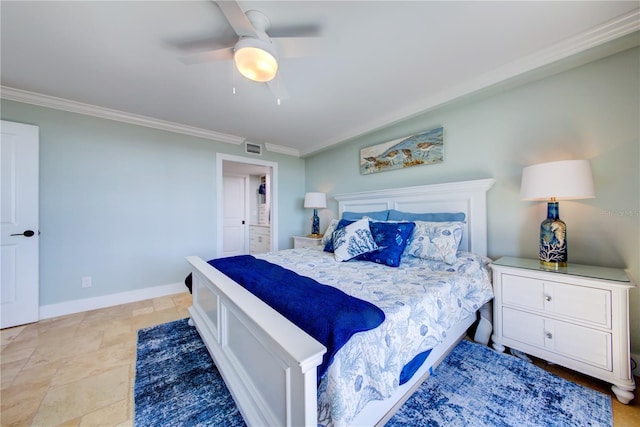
[387,210,466,222]
[323,219,355,252]
[404,221,465,264]
[333,218,378,262]
[342,210,389,221]
[356,221,415,267]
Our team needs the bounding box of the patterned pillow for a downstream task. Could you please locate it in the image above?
[356,221,415,267]
[323,219,355,252]
[404,221,465,264]
[333,218,378,262]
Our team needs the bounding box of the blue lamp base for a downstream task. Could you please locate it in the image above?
[309,208,321,237]
[539,201,567,268]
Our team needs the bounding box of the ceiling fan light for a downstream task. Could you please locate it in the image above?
[234,39,278,82]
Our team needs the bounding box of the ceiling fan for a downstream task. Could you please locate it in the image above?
[179,1,321,101]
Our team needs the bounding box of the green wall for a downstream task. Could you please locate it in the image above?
[1,100,306,305]
[305,47,640,354]
[1,46,638,356]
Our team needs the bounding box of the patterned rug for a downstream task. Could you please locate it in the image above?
[134,318,245,426]
[386,340,612,427]
[134,318,612,427]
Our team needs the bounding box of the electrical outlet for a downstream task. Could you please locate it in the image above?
[81,276,92,288]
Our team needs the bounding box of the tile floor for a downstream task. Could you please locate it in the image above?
[1,292,638,426]
[1,292,191,427]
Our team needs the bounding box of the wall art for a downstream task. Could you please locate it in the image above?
[360,127,444,175]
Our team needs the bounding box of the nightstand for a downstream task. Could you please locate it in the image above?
[491,256,636,404]
[293,235,323,249]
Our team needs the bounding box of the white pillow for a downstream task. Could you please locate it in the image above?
[404,221,465,264]
[332,218,378,262]
[322,218,340,246]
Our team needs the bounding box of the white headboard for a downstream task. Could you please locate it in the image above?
[333,178,495,256]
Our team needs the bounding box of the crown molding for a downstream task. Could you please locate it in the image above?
[0,86,245,145]
[302,8,640,157]
[264,142,300,158]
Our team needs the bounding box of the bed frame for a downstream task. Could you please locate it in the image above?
[187,178,495,426]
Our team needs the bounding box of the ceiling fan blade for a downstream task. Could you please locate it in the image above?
[267,77,289,101]
[169,36,236,53]
[273,37,324,59]
[269,24,322,39]
[216,1,258,38]
[179,47,233,65]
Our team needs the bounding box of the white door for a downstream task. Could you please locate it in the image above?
[222,174,248,257]
[1,121,39,329]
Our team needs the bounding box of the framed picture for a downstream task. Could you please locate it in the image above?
[360,127,444,175]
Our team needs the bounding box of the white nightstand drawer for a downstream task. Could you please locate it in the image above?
[501,274,611,328]
[293,236,323,249]
[502,307,546,347]
[503,307,612,370]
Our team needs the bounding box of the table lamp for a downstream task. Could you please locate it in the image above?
[304,192,326,237]
[520,159,595,268]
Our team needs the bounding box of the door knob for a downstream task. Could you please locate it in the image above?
[10,230,35,237]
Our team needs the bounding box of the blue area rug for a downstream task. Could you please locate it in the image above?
[134,318,612,427]
[386,339,612,427]
[134,318,245,426]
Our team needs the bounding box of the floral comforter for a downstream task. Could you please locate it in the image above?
[256,249,493,427]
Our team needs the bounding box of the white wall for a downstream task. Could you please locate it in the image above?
[0,101,306,306]
[305,47,640,354]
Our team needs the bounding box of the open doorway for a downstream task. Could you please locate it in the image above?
[216,153,278,257]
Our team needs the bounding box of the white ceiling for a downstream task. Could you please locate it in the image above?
[1,1,638,157]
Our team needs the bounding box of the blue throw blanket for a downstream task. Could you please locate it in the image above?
[209,255,385,380]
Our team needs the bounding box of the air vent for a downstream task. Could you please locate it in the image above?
[245,142,263,155]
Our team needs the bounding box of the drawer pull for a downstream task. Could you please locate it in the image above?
[545,332,553,339]
[544,295,552,302]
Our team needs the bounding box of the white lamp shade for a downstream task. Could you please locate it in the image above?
[304,192,326,209]
[234,38,278,82]
[520,159,595,201]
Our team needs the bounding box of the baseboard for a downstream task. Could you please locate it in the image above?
[632,353,640,378]
[39,282,187,320]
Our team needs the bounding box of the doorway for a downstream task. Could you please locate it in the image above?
[216,153,278,257]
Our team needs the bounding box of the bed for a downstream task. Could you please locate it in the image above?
[187,178,495,426]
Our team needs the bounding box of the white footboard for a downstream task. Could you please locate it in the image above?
[187,256,326,427]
